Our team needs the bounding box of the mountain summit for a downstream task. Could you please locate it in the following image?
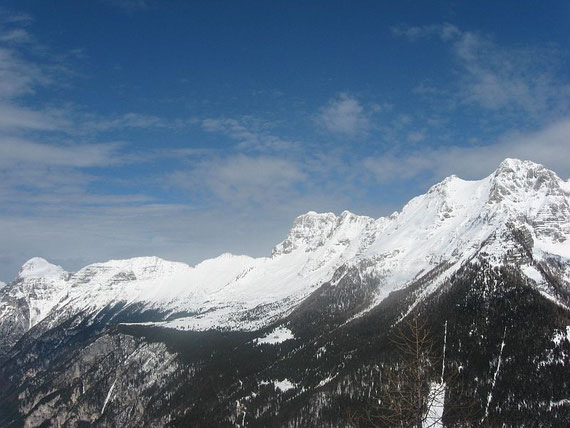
[1,158,569,426]
[18,257,67,280]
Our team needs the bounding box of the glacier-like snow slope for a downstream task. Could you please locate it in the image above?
[1,159,569,334]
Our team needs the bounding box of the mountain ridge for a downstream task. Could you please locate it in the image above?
[9,158,570,280]
[2,158,569,340]
[1,157,570,426]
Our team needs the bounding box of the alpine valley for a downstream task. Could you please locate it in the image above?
[1,158,569,427]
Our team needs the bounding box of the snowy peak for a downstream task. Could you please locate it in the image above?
[270,159,568,272]
[272,211,337,255]
[485,159,570,243]
[18,257,67,280]
[1,258,71,332]
[272,210,374,256]
[489,158,567,203]
[269,158,569,299]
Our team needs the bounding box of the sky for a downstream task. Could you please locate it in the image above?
[0,0,569,280]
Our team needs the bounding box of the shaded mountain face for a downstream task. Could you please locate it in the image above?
[0,158,569,426]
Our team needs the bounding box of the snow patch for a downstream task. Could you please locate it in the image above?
[483,327,507,422]
[522,265,544,284]
[101,378,117,415]
[317,374,336,387]
[552,326,570,346]
[273,379,295,392]
[254,326,294,345]
[424,381,445,428]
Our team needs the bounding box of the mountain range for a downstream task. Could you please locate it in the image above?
[1,158,569,426]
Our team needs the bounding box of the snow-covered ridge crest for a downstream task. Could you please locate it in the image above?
[3,158,570,334]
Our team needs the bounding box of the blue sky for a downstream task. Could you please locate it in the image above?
[1,0,569,280]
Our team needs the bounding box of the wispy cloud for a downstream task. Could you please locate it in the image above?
[0,138,122,168]
[201,116,299,153]
[169,154,306,206]
[393,23,570,121]
[364,118,570,184]
[0,103,68,131]
[315,93,370,137]
[0,10,32,26]
[0,9,198,211]
[0,135,127,216]
[0,12,165,220]
[406,131,425,143]
[391,23,460,41]
[0,28,31,44]
[1,9,568,282]
[0,47,47,99]
[82,112,192,133]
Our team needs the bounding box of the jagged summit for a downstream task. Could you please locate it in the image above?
[492,158,560,177]
[283,159,564,235]
[497,157,535,169]
[489,158,566,202]
[272,210,374,256]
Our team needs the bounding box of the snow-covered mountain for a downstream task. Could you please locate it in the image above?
[2,159,568,339]
[1,158,569,426]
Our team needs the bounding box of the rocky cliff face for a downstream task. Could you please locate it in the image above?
[17,333,180,427]
[1,158,569,426]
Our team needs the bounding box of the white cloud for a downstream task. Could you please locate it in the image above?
[393,24,570,120]
[316,93,370,137]
[0,136,128,214]
[1,13,566,285]
[0,15,192,223]
[0,138,122,168]
[0,47,46,99]
[169,154,306,206]
[364,118,570,184]
[0,103,68,131]
[452,32,564,116]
